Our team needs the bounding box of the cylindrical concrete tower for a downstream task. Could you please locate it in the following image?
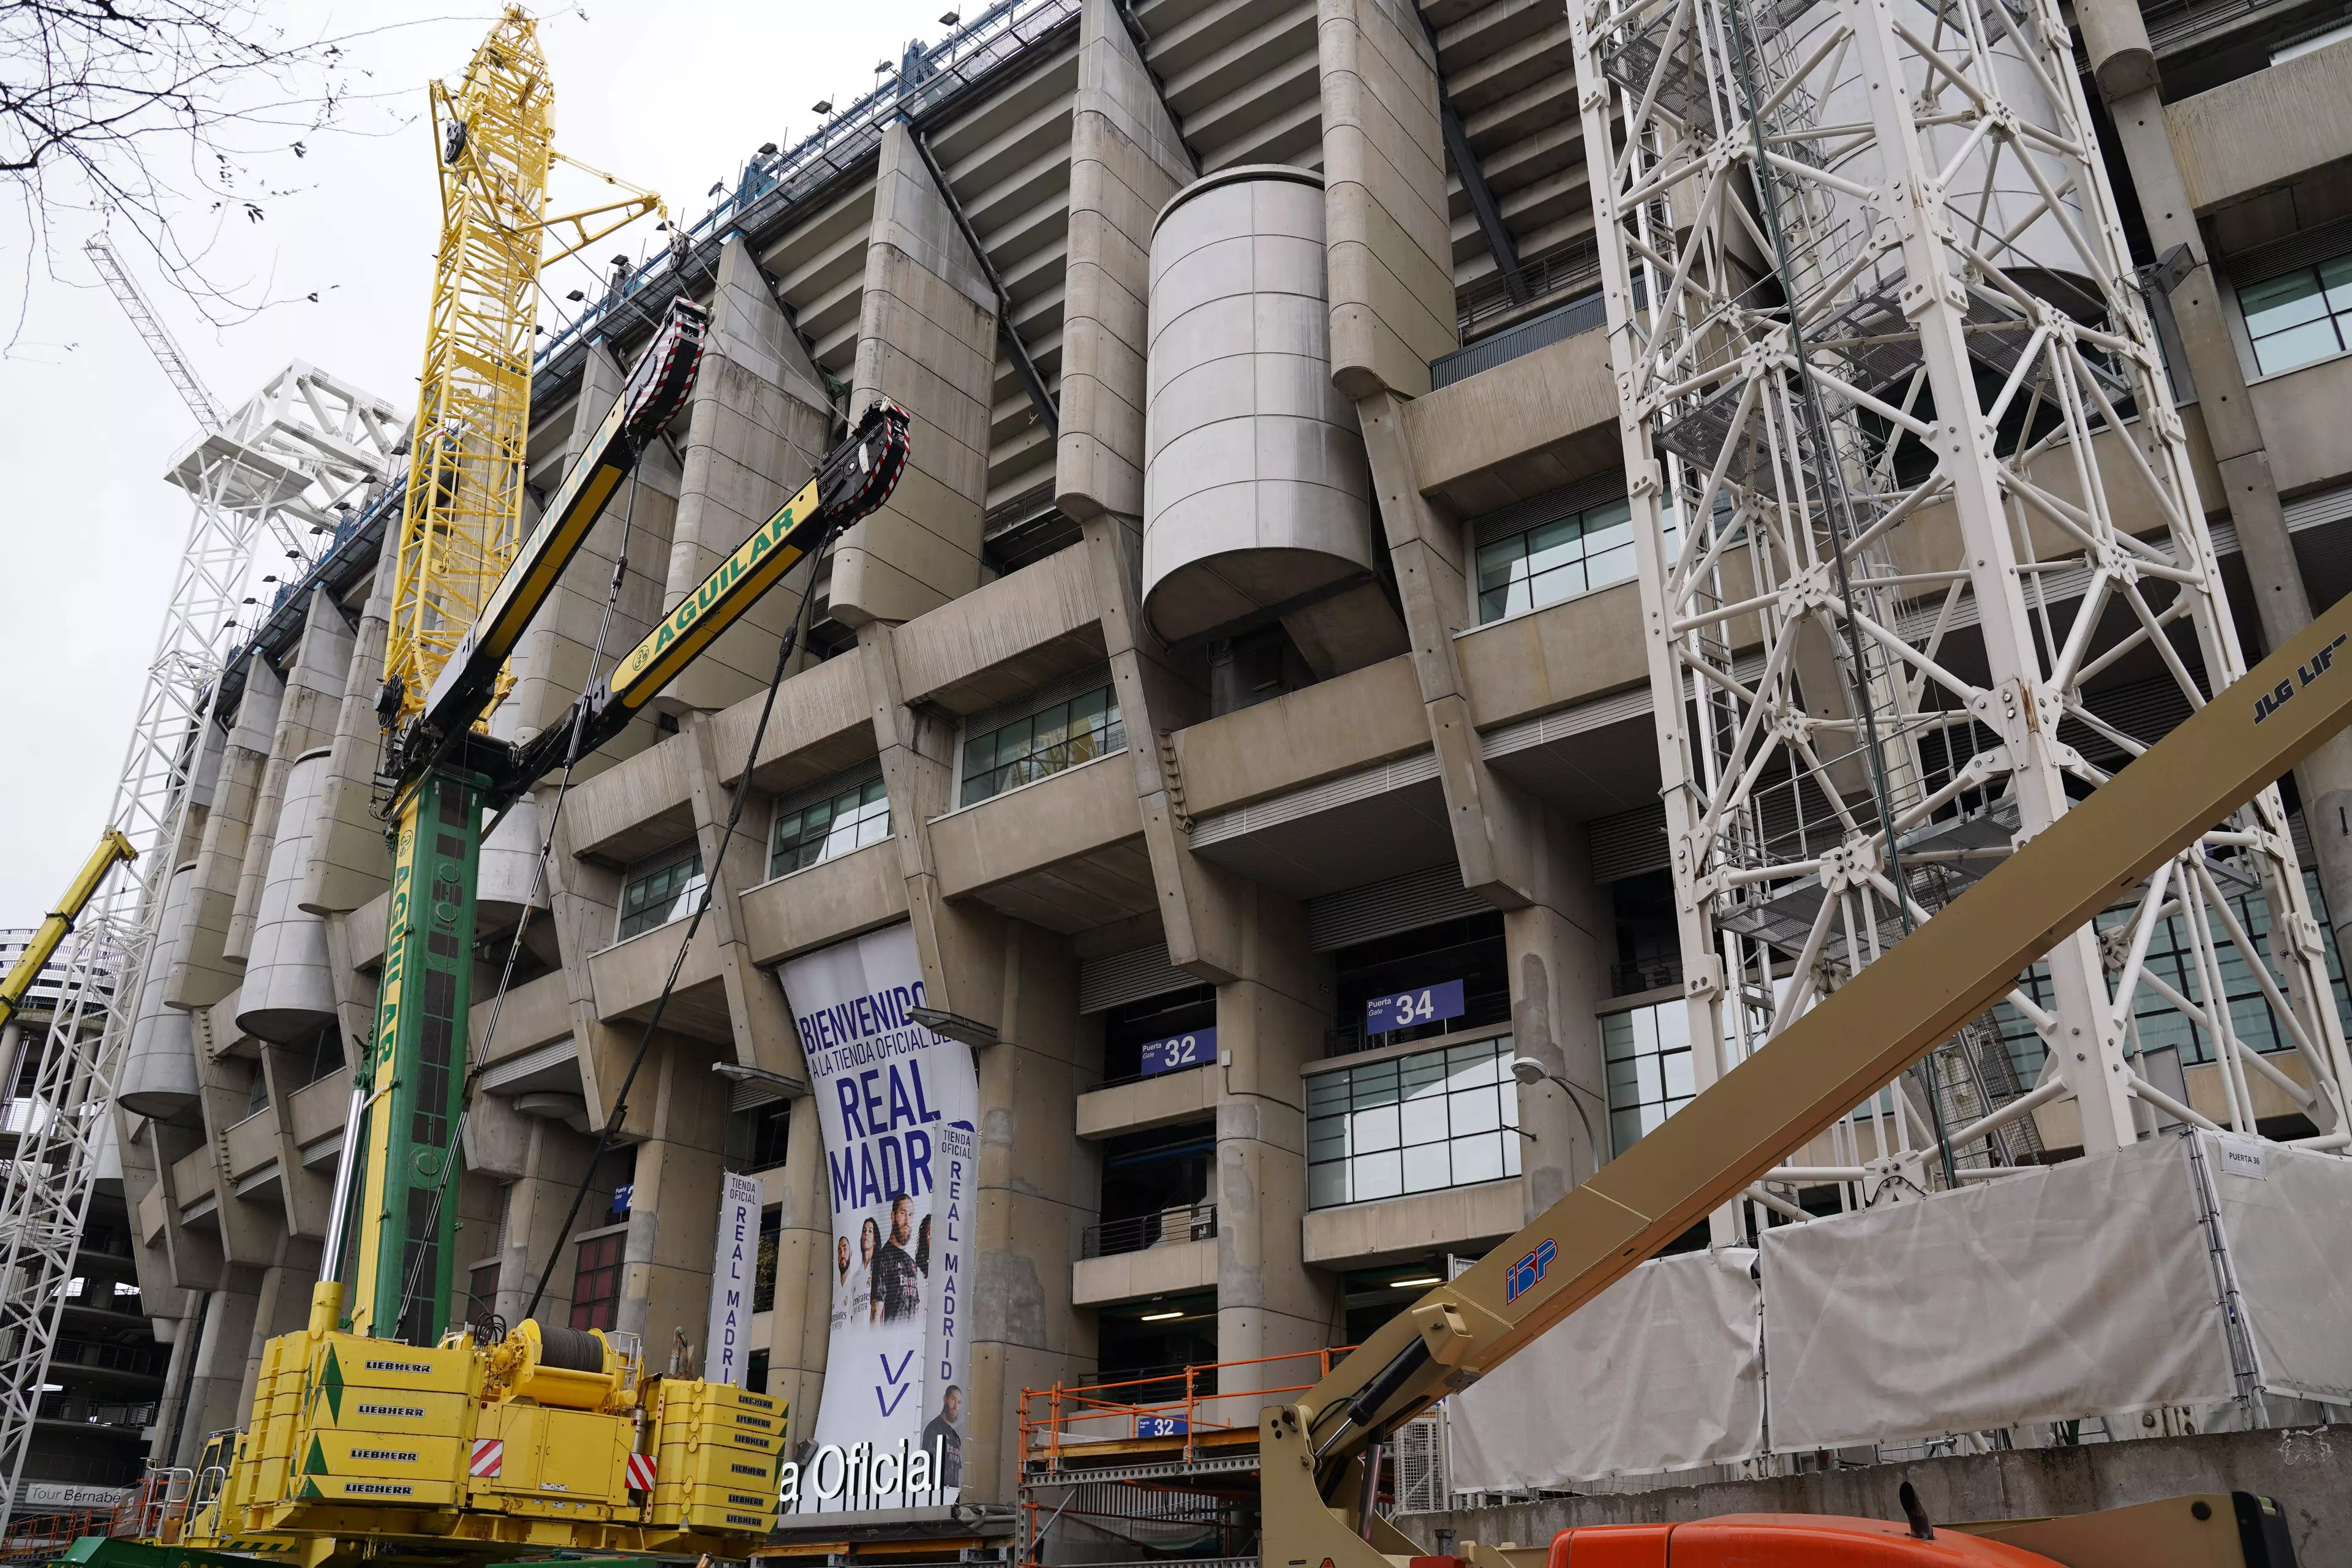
[478,791,552,929]
[238,748,337,1044]
[1142,165,1374,646]
[120,862,200,1120]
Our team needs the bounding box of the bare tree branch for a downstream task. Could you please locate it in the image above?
[0,1,454,340]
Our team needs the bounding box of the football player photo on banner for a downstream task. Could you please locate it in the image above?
[777,922,977,1510]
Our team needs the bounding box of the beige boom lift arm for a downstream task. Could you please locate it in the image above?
[1262,603,2352,1565]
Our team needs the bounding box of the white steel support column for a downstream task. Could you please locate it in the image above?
[1567,0,2350,1203]
[0,361,397,1529]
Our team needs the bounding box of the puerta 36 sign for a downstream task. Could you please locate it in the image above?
[777,923,976,1509]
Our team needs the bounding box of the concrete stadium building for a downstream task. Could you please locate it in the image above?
[111,0,2352,1545]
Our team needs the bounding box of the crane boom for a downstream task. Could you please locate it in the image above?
[84,235,225,431]
[382,7,559,730]
[0,832,135,1033]
[1264,603,2352,1567]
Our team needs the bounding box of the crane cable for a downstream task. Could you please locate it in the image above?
[515,511,842,1329]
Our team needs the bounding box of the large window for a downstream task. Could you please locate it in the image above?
[1306,1037,1520,1208]
[2239,255,2352,376]
[569,1232,624,1331]
[617,843,703,941]
[1476,496,1635,622]
[771,776,889,877]
[1990,868,2352,1083]
[960,684,1124,805]
[1602,1000,1697,1156]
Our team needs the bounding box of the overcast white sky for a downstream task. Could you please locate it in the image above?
[0,0,956,921]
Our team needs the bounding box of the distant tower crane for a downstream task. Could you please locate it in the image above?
[0,241,400,1534]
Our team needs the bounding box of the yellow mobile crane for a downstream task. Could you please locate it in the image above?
[50,7,912,1568]
[1255,634,2352,1560]
[0,832,136,1034]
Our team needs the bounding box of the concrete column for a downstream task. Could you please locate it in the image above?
[225,592,355,967]
[834,121,999,627]
[234,1237,321,1424]
[176,1279,260,1467]
[1320,0,1458,400]
[660,235,835,714]
[508,339,676,750]
[859,622,1008,1030]
[257,1047,332,1239]
[1075,513,1257,981]
[168,662,280,1010]
[1501,815,1611,1218]
[963,922,1093,1502]
[489,1118,603,1328]
[2079,0,2352,949]
[1214,886,1336,1407]
[764,1094,832,1452]
[1356,390,1559,908]
[1057,0,1196,523]
[300,546,397,916]
[614,1039,731,1368]
[683,712,808,1085]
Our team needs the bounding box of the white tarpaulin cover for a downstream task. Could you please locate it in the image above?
[2205,1133,2352,1404]
[1760,1136,2237,1451]
[1448,1248,1763,1487]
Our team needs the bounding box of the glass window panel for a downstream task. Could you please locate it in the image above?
[1610,1107,1645,1156]
[1352,1150,1402,1202]
[1476,539,1525,595]
[2253,317,2342,376]
[1601,1013,1638,1061]
[1585,543,1638,591]
[1662,1049,1697,1099]
[2241,269,2328,335]
[1310,1162,1348,1208]
[1398,1095,1448,1146]
[1307,1076,1350,1114]
[1524,519,1583,572]
[1450,1088,1500,1135]
[1635,1053,1663,1101]
[2320,254,2352,310]
[1401,1142,1452,1193]
[1455,1132,1505,1185]
[1530,560,1585,609]
[1351,1105,1400,1153]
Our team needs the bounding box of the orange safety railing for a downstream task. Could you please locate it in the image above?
[1017,1344,1355,1472]
[0,1496,142,1558]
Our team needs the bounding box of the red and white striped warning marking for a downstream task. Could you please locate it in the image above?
[625,1453,657,1491]
[469,1439,503,1478]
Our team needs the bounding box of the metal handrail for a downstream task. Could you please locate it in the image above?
[1079,1202,1215,1260]
[1017,1343,1359,1472]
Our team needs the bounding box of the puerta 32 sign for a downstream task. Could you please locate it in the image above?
[777,923,978,1509]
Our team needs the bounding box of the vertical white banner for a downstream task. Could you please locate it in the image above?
[778,922,978,1509]
[705,1169,762,1387]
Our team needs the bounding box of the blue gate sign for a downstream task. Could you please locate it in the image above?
[1366,979,1464,1035]
[1140,1027,1216,1077]
[1137,1414,1191,1438]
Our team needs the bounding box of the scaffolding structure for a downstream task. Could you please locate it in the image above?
[1570,0,2352,1219]
[0,254,400,1532]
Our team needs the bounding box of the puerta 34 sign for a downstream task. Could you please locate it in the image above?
[777,922,976,1509]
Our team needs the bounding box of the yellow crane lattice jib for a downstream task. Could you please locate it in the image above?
[382,7,551,725]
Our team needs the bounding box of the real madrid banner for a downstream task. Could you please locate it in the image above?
[776,922,977,1510]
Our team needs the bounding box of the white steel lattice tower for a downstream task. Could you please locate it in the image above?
[1567,0,2351,1209]
[0,255,400,1527]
